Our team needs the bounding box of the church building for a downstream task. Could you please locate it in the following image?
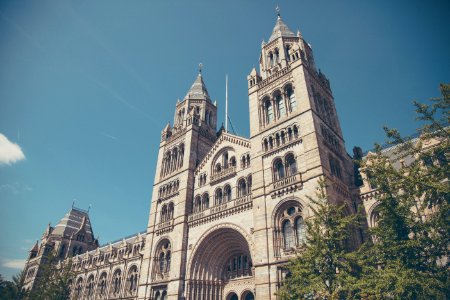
[23,11,364,300]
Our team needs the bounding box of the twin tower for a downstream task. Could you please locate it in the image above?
[24,12,362,300]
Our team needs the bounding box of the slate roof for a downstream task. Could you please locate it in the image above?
[52,207,93,237]
[269,15,296,42]
[184,73,211,102]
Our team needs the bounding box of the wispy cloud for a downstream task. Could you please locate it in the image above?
[1,258,26,270]
[0,134,25,165]
[0,182,32,194]
[99,131,118,140]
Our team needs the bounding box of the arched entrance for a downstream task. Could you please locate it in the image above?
[187,227,254,299]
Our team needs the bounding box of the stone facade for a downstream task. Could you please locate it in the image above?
[23,13,365,300]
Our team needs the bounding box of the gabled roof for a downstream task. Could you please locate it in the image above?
[51,207,93,237]
[195,131,251,174]
[269,15,295,42]
[184,73,211,102]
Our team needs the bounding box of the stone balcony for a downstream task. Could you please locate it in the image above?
[271,173,302,198]
[210,166,237,184]
[188,194,252,226]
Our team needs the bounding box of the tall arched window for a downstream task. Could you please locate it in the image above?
[160,205,167,222]
[155,241,171,278]
[97,272,107,298]
[86,275,94,297]
[268,52,274,67]
[159,253,165,273]
[127,266,138,295]
[265,100,274,124]
[215,188,223,205]
[273,158,285,181]
[285,154,297,176]
[238,179,247,197]
[286,85,297,112]
[168,202,174,219]
[112,269,122,296]
[194,196,201,213]
[282,220,294,249]
[247,175,252,194]
[75,277,83,298]
[224,185,232,202]
[165,251,171,272]
[275,93,286,118]
[202,193,209,210]
[274,48,280,63]
[295,217,306,245]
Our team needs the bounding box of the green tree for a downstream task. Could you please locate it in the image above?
[28,253,73,300]
[277,180,361,300]
[356,83,449,299]
[0,271,27,300]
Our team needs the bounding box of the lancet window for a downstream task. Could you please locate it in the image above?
[153,241,171,279]
[111,269,122,296]
[126,265,139,295]
[86,275,95,298]
[160,143,185,178]
[97,272,107,298]
[274,204,306,256]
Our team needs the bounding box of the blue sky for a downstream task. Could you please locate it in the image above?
[0,0,449,279]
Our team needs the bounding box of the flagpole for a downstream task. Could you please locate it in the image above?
[225,74,228,133]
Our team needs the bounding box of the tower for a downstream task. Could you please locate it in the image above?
[22,207,98,291]
[247,11,361,298]
[138,69,218,299]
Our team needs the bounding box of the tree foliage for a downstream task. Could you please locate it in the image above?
[0,271,27,300]
[27,253,73,300]
[279,84,449,299]
[277,180,361,300]
[355,84,450,299]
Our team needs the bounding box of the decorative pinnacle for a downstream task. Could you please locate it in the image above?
[199,63,203,74]
[276,5,280,17]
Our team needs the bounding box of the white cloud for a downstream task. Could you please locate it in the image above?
[0,133,25,165]
[1,258,26,269]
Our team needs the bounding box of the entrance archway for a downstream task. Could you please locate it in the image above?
[187,227,254,299]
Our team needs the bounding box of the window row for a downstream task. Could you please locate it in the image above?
[263,124,299,152]
[71,265,139,299]
[241,153,251,169]
[160,202,174,223]
[160,144,185,178]
[225,254,253,279]
[158,179,180,198]
[329,156,342,179]
[312,86,335,127]
[266,45,292,68]
[273,154,298,181]
[261,84,297,125]
[321,124,341,154]
[192,176,252,213]
[213,150,236,174]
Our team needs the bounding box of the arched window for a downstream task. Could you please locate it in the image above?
[59,244,66,258]
[112,269,122,295]
[295,217,306,245]
[75,277,83,298]
[215,188,223,205]
[275,92,286,118]
[230,156,236,167]
[282,220,294,249]
[155,241,171,278]
[194,195,201,213]
[293,125,299,138]
[274,48,280,63]
[165,251,171,272]
[160,205,167,222]
[263,139,268,151]
[126,266,138,295]
[159,253,165,273]
[286,85,297,112]
[202,193,209,210]
[247,175,252,194]
[275,133,281,146]
[162,291,168,300]
[168,202,174,219]
[285,154,297,176]
[223,152,229,169]
[215,163,222,173]
[273,158,285,181]
[268,52,274,67]
[265,99,274,124]
[287,127,293,141]
[224,185,232,202]
[238,179,247,197]
[97,272,107,297]
[86,275,94,297]
[269,136,274,149]
[285,45,291,62]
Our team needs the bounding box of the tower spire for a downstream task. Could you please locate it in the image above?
[276,5,281,17]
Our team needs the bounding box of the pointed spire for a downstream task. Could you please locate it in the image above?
[184,66,211,101]
[268,6,295,42]
[30,240,39,253]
